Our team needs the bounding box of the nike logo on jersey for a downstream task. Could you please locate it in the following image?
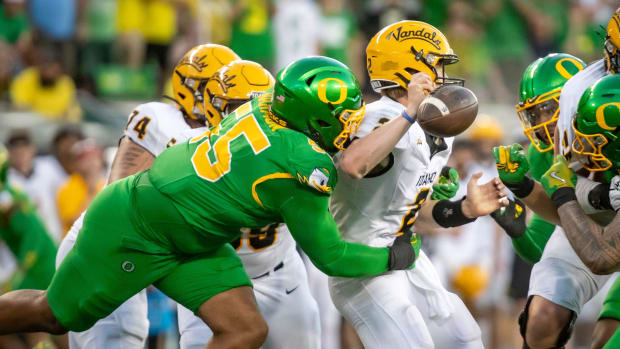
[285,286,299,295]
[549,171,566,183]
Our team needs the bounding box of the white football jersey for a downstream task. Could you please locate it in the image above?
[330,96,453,248]
[123,102,192,155]
[557,59,607,156]
[124,101,293,278]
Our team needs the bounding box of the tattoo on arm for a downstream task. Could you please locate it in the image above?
[558,201,620,274]
[108,137,155,183]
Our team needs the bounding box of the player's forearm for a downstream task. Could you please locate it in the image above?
[308,242,389,277]
[520,182,561,225]
[557,199,620,275]
[338,116,411,178]
[108,137,155,183]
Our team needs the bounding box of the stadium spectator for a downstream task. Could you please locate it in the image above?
[56,138,105,235]
[29,0,77,73]
[230,0,274,69]
[319,0,364,85]
[273,0,321,71]
[9,48,81,121]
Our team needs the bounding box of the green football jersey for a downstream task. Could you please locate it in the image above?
[148,92,337,249]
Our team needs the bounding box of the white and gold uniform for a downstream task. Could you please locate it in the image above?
[328,96,483,349]
[178,224,321,349]
[529,59,612,315]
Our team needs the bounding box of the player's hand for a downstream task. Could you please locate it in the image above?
[388,231,416,270]
[493,143,530,184]
[490,198,526,238]
[431,166,459,200]
[405,72,435,119]
[541,155,577,197]
[609,175,620,211]
[461,173,508,218]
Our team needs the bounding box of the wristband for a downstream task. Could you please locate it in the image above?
[505,176,535,198]
[551,187,577,208]
[401,110,415,124]
[432,197,477,228]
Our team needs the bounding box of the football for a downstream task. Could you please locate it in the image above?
[416,85,479,137]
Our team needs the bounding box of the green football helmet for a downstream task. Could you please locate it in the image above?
[572,74,620,172]
[0,143,7,190]
[271,56,365,154]
[516,53,585,153]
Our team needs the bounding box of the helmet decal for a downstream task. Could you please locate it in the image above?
[555,58,584,79]
[596,103,620,130]
[317,78,348,105]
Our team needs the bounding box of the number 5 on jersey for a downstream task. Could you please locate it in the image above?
[191,115,270,182]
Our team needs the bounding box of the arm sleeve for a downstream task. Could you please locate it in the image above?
[257,178,389,277]
[511,213,555,264]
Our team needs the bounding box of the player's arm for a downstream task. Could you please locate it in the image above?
[541,155,620,275]
[510,213,555,264]
[257,179,414,276]
[415,172,508,231]
[107,137,155,183]
[338,73,434,178]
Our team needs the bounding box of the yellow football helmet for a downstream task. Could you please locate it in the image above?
[203,60,275,126]
[451,265,489,301]
[366,20,461,92]
[172,44,240,121]
[605,8,620,74]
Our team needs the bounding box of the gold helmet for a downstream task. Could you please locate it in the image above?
[172,44,240,122]
[203,60,275,126]
[605,8,620,74]
[366,20,462,92]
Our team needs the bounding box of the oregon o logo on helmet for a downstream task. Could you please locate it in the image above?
[596,102,620,130]
[555,58,584,79]
[317,78,347,104]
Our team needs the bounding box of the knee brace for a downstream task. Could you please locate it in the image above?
[518,296,577,349]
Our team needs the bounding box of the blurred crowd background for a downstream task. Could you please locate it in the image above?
[0,0,618,348]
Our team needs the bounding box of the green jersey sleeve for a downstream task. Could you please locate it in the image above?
[285,134,338,196]
[527,145,553,182]
[256,177,389,277]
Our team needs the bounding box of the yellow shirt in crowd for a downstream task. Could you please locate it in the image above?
[9,67,82,122]
[56,174,105,236]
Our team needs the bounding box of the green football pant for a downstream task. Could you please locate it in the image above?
[47,175,251,331]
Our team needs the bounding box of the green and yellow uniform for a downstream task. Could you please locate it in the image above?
[48,91,392,332]
[0,186,57,292]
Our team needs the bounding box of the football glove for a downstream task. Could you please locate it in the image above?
[490,198,526,238]
[388,231,416,270]
[431,166,459,200]
[493,144,534,198]
[541,155,577,197]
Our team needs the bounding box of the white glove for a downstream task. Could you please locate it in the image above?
[610,175,620,211]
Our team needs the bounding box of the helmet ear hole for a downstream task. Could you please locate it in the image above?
[317,120,330,127]
[178,92,186,100]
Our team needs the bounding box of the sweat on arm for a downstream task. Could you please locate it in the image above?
[255,178,390,277]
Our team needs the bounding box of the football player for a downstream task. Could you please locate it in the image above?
[493,53,595,349]
[0,56,422,349]
[54,43,240,349]
[539,74,620,348]
[494,11,620,349]
[176,60,322,349]
[328,20,507,348]
[0,143,58,348]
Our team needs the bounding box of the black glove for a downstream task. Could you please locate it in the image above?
[388,232,415,270]
[490,198,526,238]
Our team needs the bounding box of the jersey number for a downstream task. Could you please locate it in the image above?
[191,115,270,182]
[397,188,431,235]
[125,110,151,140]
[232,224,278,251]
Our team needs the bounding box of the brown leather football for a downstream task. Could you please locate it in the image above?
[416,85,478,137]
